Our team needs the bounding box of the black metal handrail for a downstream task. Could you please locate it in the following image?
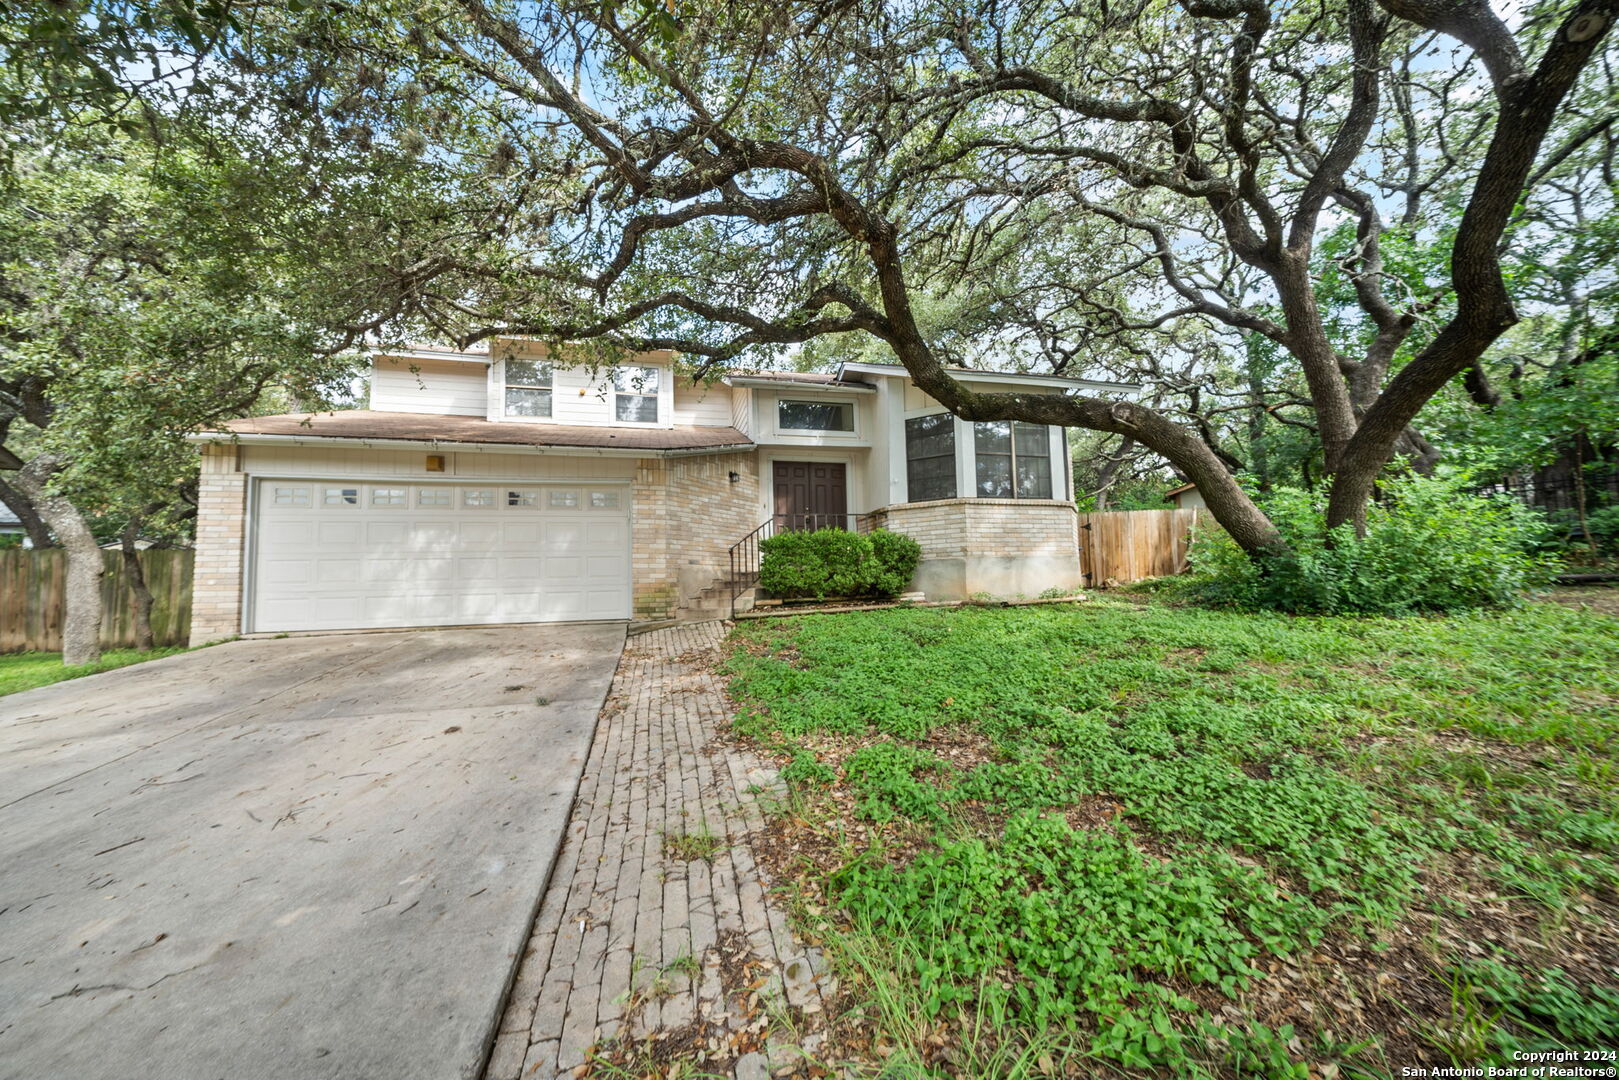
[727,513,871,617]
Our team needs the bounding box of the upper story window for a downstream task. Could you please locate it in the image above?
[505,360,553,417]
[778,399,854,432]
[613,366,660,423]
[905,413,957,502]
[974,421,1052,499]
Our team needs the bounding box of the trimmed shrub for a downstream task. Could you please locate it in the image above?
[758,527,922,600]
[1188,474,1559,615]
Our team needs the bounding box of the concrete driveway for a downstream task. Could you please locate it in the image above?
[0,623,625,1080]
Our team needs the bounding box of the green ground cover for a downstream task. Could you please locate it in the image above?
[723,599,1619,1078]
[0,647,190,698]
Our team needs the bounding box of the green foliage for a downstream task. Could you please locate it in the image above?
[1189,475,1559,614]
[1585,505,1619,556]
[1457,961,1619,1057]
[842,742,956,823]
[0,646,192,697]
[758,528,920,600]
[724,600,1619,1071]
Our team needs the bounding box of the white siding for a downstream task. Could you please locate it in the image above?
[491,351,676,428]
[730,386,752,435]
[672,378,732,427]
[371,358,488,416]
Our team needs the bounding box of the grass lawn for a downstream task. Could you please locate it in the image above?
[0,646,191,698]
[722,598,1619,1078]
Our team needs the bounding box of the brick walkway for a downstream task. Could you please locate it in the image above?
[484,622,830,1080]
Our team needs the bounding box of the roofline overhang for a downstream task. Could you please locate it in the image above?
[372,348,491,365]
[722,376,877,394]
[185,431,756,458]
[835,361,1141,394]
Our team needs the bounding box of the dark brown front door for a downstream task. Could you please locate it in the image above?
[773,462,848,531]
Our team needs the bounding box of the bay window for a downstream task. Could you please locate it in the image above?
[974,421,1052,499]
[905,413,957,502]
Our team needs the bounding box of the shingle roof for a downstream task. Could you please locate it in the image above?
[208,411,752,452]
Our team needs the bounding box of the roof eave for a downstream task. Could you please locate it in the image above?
[722,376,877,394]
[185,431,756,458]
[835,361,1141,394]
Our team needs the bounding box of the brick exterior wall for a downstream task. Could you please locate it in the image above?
[631,452,760,621]
[866,497,1081,598]
[188,443,248,644]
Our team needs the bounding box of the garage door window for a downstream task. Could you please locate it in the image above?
[323,487,359,506]
[464,489,496,507]
[590,490,620,508]
[371,487,407,506]
[271,486,311,507]
[417,489,452,507]
[549,490,579,508]
[507,489,539,508]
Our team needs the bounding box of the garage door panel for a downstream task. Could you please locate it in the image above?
[315,558,361,583]
[365,521,409,545]
[585,555,623,578]
[252,480,630,632]
[316,521,362,545]
[586,522,625,546]
[260,558,313,586]
[262,521,317,546]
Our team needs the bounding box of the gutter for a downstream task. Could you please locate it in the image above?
[184,432,757,459]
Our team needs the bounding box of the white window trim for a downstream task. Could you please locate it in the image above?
[970,420,1056,500]
[901,410,961,503]
[772,397,860,439]
[609,365,666,428]
[502,359,555,420]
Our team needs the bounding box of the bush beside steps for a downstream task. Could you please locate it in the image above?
[758,528,922,601]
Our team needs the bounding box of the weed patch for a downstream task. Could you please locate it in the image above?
[722,599,1619,1076]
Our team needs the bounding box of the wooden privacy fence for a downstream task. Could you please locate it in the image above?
[1078,508,1206,587]
[0,548,194,653]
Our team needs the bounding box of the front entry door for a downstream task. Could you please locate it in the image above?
[773,462,848,531]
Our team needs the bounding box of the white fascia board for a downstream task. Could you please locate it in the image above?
[184,432,755,458]
[372,349,491,365]
[723,377,877,394]
[835,361,1141,394]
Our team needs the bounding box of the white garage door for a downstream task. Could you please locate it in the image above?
[250,480,632,633]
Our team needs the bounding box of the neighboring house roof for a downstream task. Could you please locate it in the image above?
[0,502,21,529]
[199,410,753,455]
[1165,482,1197,498]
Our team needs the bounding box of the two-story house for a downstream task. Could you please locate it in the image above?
[186,341,1138,641]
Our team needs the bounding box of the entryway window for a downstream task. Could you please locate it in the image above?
[777,399,853,432]
[905,413,957,502]
[974,421,1052,499]
[505,360,554,417]
[613,366,660,423]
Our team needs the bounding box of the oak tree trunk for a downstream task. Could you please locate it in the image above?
[13,454,103,665]
[0,474,58,549]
